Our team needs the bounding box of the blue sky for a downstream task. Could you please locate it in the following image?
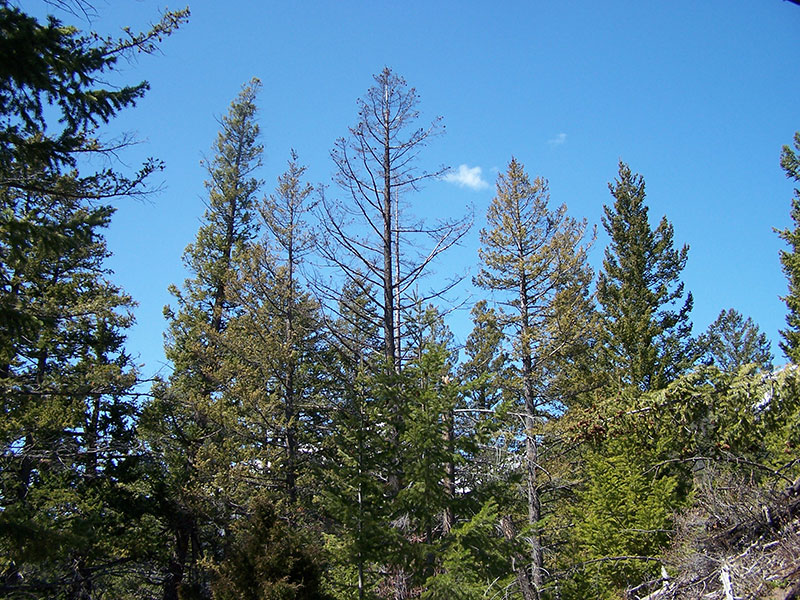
[30,0,800,377]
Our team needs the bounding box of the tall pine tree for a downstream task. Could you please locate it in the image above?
[597,161,694,392]
[0,3,186,597]
[142,78,263,600]
[475,158,596,600]
[777,132,800,363]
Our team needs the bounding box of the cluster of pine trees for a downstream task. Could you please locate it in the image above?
[2,4,800,600]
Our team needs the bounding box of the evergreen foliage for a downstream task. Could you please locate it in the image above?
[212,497,330,600]
[566,441,678,599]
[319,368,394,600]
[422,500,516,600]
[0,1,187,200]
[320,309,469,600]
[455,301,512,502]
[458,301,508,413]
[165,77,263,348]
[698,308,773,372]
[777,132,800,363]
[475,157,596,599]
[5,22,800,599]
[317,283,387,600]
[0,191,147,595]
[142,78,264,600]
[597,161,694,392]
[0,2,186,596]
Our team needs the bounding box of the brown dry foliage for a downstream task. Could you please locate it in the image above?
[629,467,800,600]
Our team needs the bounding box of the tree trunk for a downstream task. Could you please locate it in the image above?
[524,412,542,599]
[520,273,543,600]
[442,408,455,535]
[501,514,537,600]
[163,516,190,600]
[285,234,298,503]
[382,96,396,373]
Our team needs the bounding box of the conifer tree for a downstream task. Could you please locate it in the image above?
[597,161,694,392]
[386,309,466,598]
[475,158,595,600]
[260,151,317,502]
[458,301,508,413]
[397,304,459,535]
[321,301,473,600]
[318,282,387,600]
[570,162,694,598]
[566,440,677,599]
[698,308,773,372]
[455,302,516,531]
[0,3,187,596]
[0,184,145,597]
[142,78,263,600]
[0,2,187,204]
[167,78,263,346]
[222,152,323,505]
[212,497,330,600]
[319,67,470,372]
[777,132,800,363]
[422,500,517,600]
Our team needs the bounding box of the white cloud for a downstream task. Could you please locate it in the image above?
[548,132,567,146]
[442,164,489,190]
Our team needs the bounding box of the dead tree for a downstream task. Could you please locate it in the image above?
[318,67,471,373]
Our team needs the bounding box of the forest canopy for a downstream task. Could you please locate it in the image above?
[1,3,799,600]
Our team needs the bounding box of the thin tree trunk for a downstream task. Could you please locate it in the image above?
[524,412,542,597]
[442,408,455,535]
[519,273,543,600]
[357,391,366,600]
[285,365,297,503]
[163,516,190,600]
[501,514,536,600]
[85,395,100,479]
[285,224,298,503]
[382,86,401,501]
[394,188,401,370]
[382,99,396,373]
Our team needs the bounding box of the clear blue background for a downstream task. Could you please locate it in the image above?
[28,0,800,377]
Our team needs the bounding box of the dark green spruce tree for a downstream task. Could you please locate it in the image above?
[0,179,145,599]
[212,497,331,600]
[318,280,388,600]
[458,301,508,414]
[255,151,320,504]
[698,308,773,372]
[777,132,800,363]
[597,161,694,392]
[566,162,696,599]
[0,3,187,598]
[394,305,460,579]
